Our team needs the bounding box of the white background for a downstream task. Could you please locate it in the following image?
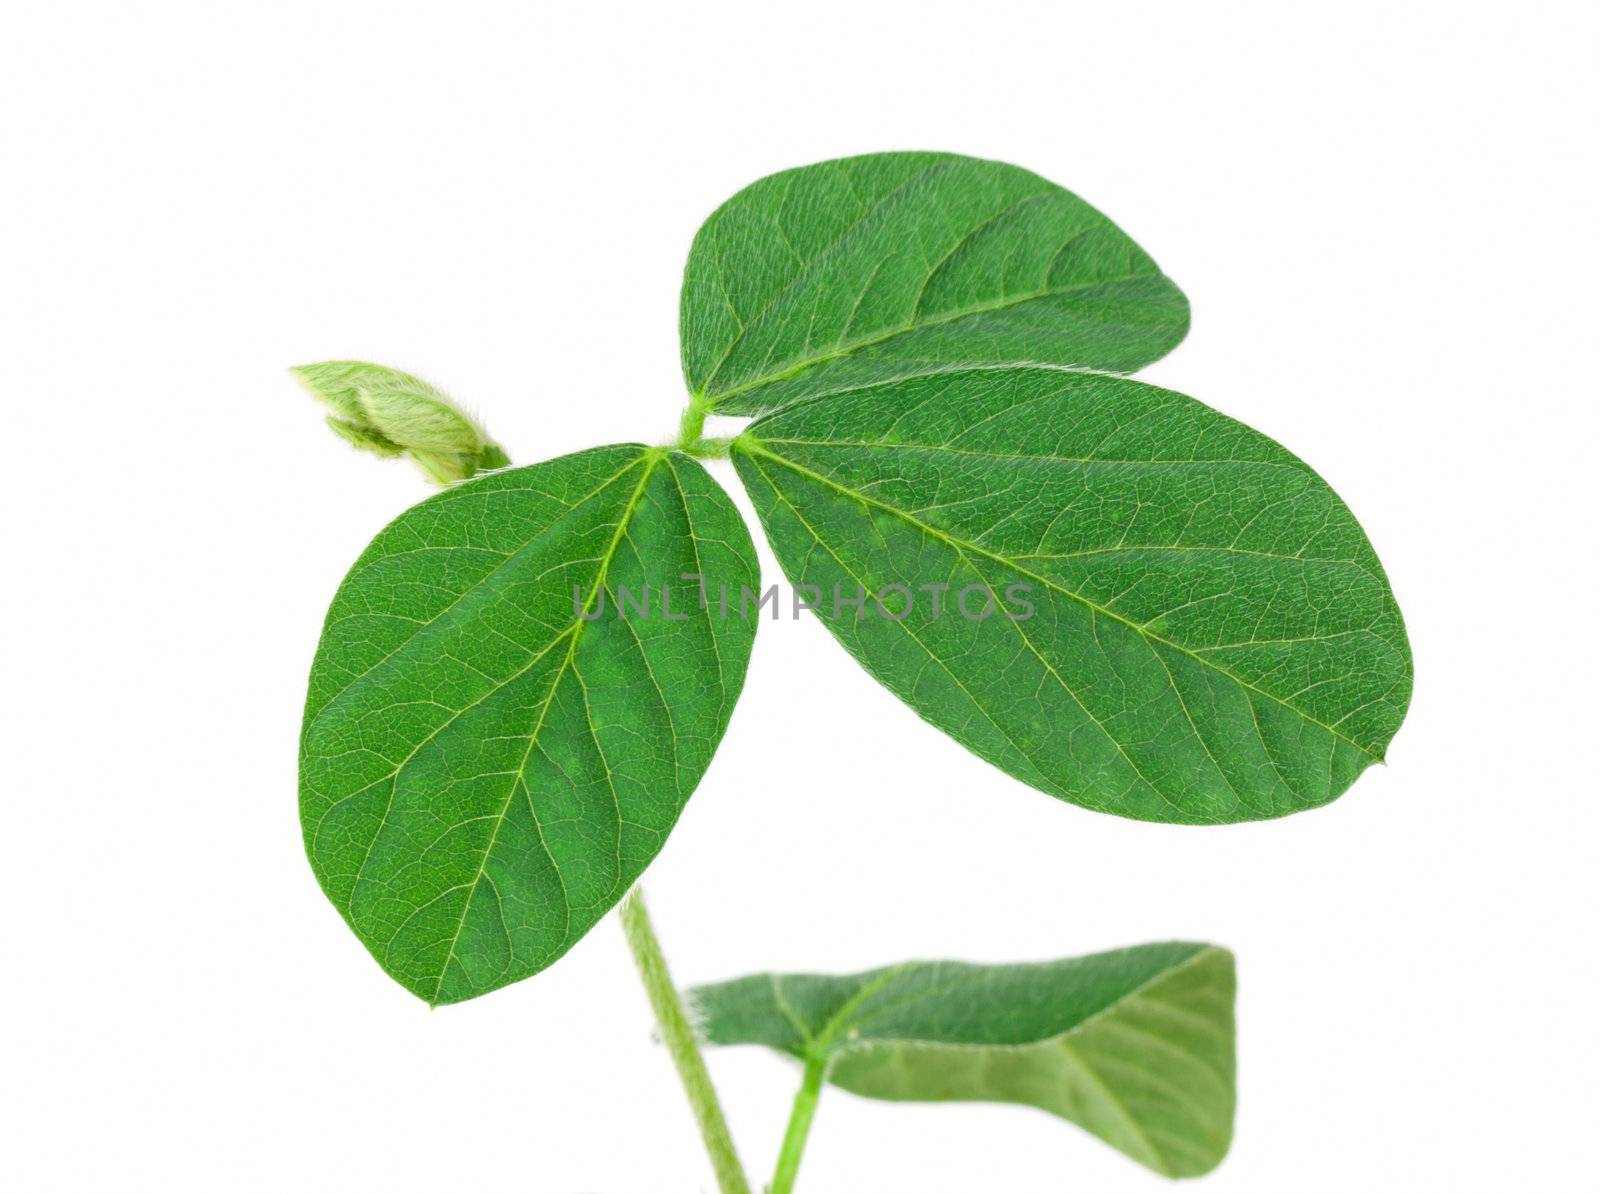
[4,2,1596,1190]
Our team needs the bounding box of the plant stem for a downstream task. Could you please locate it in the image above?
[770,1055,828,1194]
[619,888,751,1194]
[679,435,732,459]
[677,394,710,448]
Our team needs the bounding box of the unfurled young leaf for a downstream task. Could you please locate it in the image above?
[299,445,757,1003]
[680,152,1189,417]
[692,944,1236,1178]
[293,359,511,483]
[732,365,1411,824]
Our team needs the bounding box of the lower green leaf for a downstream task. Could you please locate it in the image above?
[692,945,1236,1178]
[299,445,758,1004]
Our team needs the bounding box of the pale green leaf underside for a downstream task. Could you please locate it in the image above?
[299,446,758,1004]
[692,944,1236,1178]
[733,366,1411,824]
[681,152,1188,417]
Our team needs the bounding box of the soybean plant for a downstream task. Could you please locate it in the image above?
[296,152,1411,1190]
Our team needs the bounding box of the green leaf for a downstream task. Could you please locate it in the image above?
[692,944,1236,1178]
[299,445,758,1003]
[680,152,1188,417]
[732,366,1411,824]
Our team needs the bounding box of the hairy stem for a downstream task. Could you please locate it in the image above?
[679,435,732,459]
[619,888,751,1194]
[770,1055,828,1194]
[677,393,710,448]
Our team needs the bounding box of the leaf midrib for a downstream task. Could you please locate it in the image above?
[705,271,1160,409]
[819,947,1219,1057]
[744,451,1066,801]
[757,434,1308,471]
[699,160,959,393]
[757,430,1384,580]
[304,456,651,732]
[425,451,666,1003]
[740,438,1383,762]
[307,457,659,918]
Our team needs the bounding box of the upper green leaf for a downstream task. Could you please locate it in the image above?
[732,366,1411,824]
[692,944,1236,1178]
[299,445,758,1003]
[680,152,1189,417]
